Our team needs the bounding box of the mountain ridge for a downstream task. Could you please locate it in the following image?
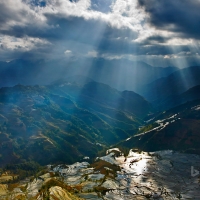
[141,66,200,101]
[0,58,178,91]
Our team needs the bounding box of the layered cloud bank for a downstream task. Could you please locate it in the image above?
[0,0,200,67]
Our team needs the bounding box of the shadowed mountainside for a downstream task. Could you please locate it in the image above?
[141,66,200,110]
[117,100,200,155]
[151,84,200,110]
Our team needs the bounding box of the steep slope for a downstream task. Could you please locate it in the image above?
[117,100,200,155]
[154,84,200,110]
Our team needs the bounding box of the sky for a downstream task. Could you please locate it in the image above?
[0,0,200,67]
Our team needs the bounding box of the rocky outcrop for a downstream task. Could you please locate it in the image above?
[1,149,200,199]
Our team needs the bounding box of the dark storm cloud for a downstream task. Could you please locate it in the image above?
[94,38,192,56]
[42,13,138,45]
[0,0,138,53]
[0,9,139,57]
[43,14,143,56]
[142,35,168,44]
[138,0,200,39]
[0,24,45,39]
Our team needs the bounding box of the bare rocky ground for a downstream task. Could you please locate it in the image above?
[0,149,200,199]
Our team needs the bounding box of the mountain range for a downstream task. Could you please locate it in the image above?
[0,58,178,91]
[0,80,151,168]
[1,59,200,176]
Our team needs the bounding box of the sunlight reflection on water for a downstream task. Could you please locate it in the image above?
[125,150,148,175]
[134,159,147,174]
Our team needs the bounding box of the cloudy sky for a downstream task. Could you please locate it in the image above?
[1,0,200,67]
